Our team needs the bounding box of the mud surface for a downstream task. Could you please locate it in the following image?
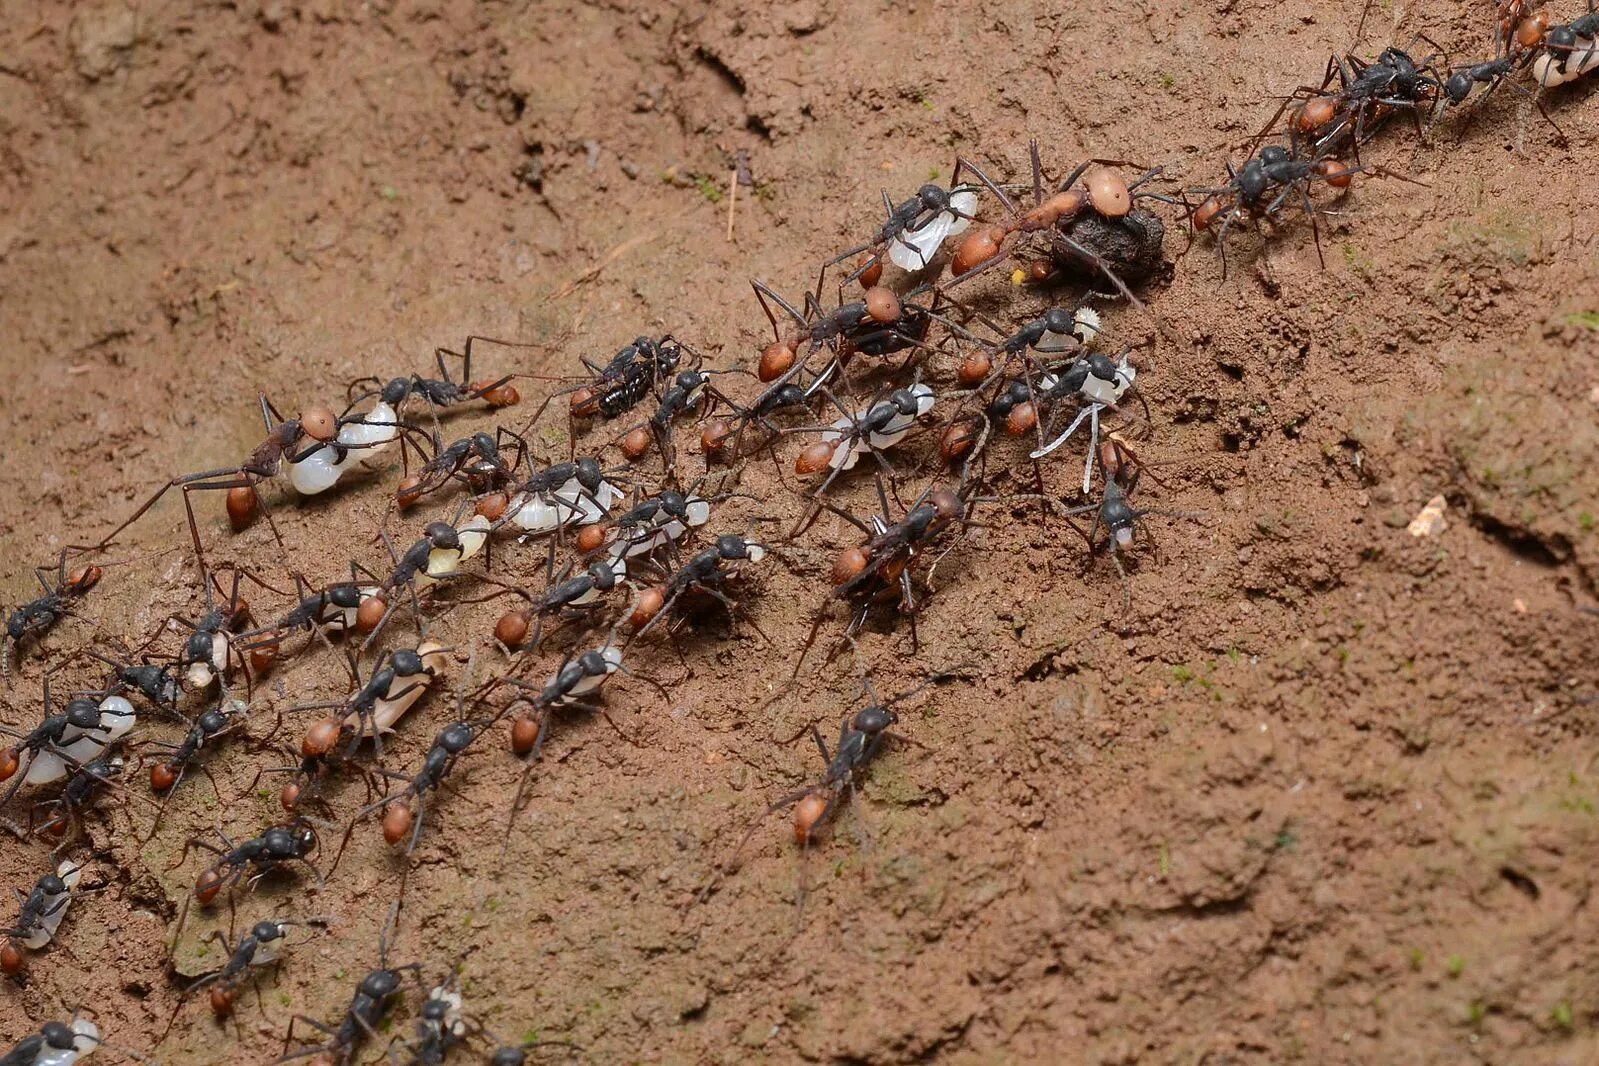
[2,1,1598,1063]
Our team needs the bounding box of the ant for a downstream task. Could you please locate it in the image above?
[397,976,579,1066]
[347,335,523,420]
[1054,467,1201,610]
[277,903,418,1066]
[791,483,968,677]
[3,552,103,688]
[629,533,770,642]
[704,674,948,923]
[1026,348,1147,492]
[144,697,258,837]
[583,484,715,563]
[523,335,696,437]
[352,522,490,648]
[175,817,323,909]
[1187,142,1399,279]
[59,641,182,721]
[86,394,417,567]
[289,643,449,763]
[249,715,380,815]
[698,362,827,468]
[487,550,628,653]
[787,383,937,501]
[1439,30,1567,140]
[945,143,1175,311]
[749,278,947,387]
[2,860,92,976]
[2,1014,137,1066]
[329,708,489,872]
[613,365,749,472]
[1262,44,1446,159]
[1538,3,1599,85]
[0,692,130,808]
[395,428,527,511]
[168,562,278,697]
[12,751,138,854]
[233,575,369,679]
[825,177,982,284]
[493,455,626,539]
[160,917,312,1039]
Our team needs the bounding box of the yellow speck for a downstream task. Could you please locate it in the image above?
[1010,269,1026,286]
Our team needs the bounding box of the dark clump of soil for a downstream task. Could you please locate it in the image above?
[1,1,1597,1064]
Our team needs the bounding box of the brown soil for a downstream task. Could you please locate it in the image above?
[2,0,1598,1063]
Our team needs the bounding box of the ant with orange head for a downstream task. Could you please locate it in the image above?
[83,393,422,570]
[944,143,1175,313]
[790,482,968,678]
[4,551,103,689]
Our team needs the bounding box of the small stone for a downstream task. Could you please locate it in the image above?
[1406,495,1447,538]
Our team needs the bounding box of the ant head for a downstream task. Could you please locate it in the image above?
[1085,352,1118,380]
[675,369,703,390]
[775,382,806,406]
[917,183,949,208]
[65,698,101,729]
[199,707,230,733]
[360,968,402,999]
[929,487,964,523]
[889,388,921,415]
[390,648,425,676]
[1444,71,1472,102]
[658,490,687,517]
[472,430,498,454]
[252,920,286,942]
[1257,145,1289,167]
[40,1022,77,1049]
[577,650,609,676]
[854,704,896,734]
[715,534,753,560]
[6,615,25,640]
[589,559,623,590]
[440,722,474,753]
[574,456,605,490]
[1237,163,1269,202]
[380,377,413,406]
[291,820,319,854]
[1042,307,1076,334]
[38,873,66,895]
[330,584,362,609]
[424,521,461,550]
[183,629,214,665]
[494,1050,528,1066]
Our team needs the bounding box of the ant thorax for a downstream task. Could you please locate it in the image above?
[19,861,82,949]
[887,187,980,271]
[21,696,136,786]
[610,495,712,560]
[1080,356,1135,407]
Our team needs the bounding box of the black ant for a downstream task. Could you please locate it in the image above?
[485,549,628,653]
[3,552,103,688]
[233,574,368,678]
[1262,44,1446,158]
[10,751,139,854]
[144,698,258,838]
[288,643,448,762]
[628,533,770,642]
[581,484,716,563]
[160,917,312,1040]
[698,363,826,469]
[825,177,983,284]
[613,366,749,472]
[791,483,968,677]
[749,278,947,387]
[1054,471,1202,610]
[0,693,120,809]
[1541,4,1599,81]
[702,674,952,923]
[394,428,527,512]
[59,641,182,721]
[351,522,488,648]
[1187,142,1418,279]
[347,335,523,418]
[2,1014,144,1065]
[522,335,696,438]
[1441,38,1568,140]
[398,976,580,1066]
[785,383,937,503]
[169,562,278,699]
[277,903,417,1066]
[174,816,323,910]
[2,859,95,977]
[488,455,626,543]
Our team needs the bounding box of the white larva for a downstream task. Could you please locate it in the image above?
[551,644,623,705]
[1533,38,1599,86]
[418,515,492,585]
[184,631,230,690]
[818,384,935,470]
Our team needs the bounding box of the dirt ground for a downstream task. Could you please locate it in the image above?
[2,0,1597,1062]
